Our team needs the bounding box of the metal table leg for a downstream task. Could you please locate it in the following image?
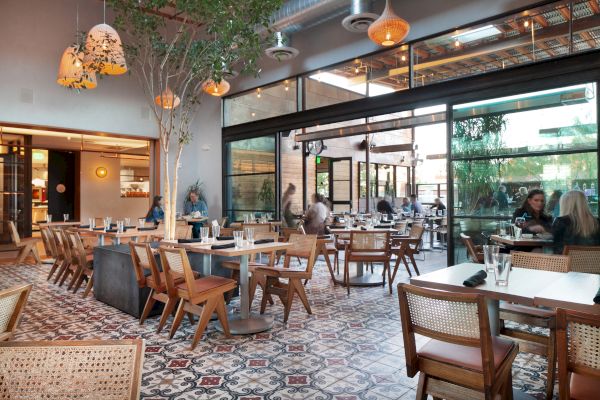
[98,235,105,246]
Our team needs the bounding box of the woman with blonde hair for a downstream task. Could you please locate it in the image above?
[552,190,600,254]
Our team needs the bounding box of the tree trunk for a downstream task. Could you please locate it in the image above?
[171,144,183,241]
[163,150,173,240]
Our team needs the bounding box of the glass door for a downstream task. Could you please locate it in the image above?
[330,158,352,212]
[0,134,30,243]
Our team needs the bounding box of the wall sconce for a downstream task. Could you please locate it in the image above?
[96,166,108,178]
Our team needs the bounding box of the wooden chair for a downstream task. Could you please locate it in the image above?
[0,284,32,341]
[159,247,236,349]
[242,222,272,233]
[175,224,192,240]
[47,227,69,282]
[389,226,424,285]
[0,221,41,267]
[317,234,339,280]
[563,245,600,274]
[41,227,61,278]
[398,283,518,400]
[343,231,391,295]
[0,339,144,399]
[254,234,318,323]
[219,217,228,227]
[461,232,484,263]
[56,228,78,287]
[66,231,94,298]
[499,251,570,400]
[39,226,57,265]
[556,308,600,400]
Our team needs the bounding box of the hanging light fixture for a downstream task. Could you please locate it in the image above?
[155,87,181,109]
[57,3,97,89]
[368,0,410,47]
[84,0,127,75]
[202,79,230,97]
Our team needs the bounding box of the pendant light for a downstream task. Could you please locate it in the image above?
[57,3,97,89]
[155,87,181,109]
[368,0,410,47]
[202,79,230,97]
[84,0,127,75]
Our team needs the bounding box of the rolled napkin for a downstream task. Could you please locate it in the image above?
[178,238,202,243]
[93,227,104,231]
[594,288,600,304]
[463,270,488,287]
[360,226,368,231]
[79,224,90,229]
[217,236,234,241]
[317,235,331,239]
[138,227,157,231]
[125,225,136,229]
[374,225,390,229]
[105,229,118,233]
[253,239,274,245]
[211,243,236,250]
[37,220,47,223]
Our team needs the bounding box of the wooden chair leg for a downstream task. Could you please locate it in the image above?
[215,296,231,338]
[416,373,428,400]
[68,267,82,290]
[546,329,557,400]
[58,266,73,287]
[503,371,514,400]
[260,277,271,315]
[53,261,67,284]
[187,313,195,325]
[344,257,350,296]
[15,245,30,267]
[191,297,219,350]
[169,300,187,339]
[292,279,311,315]
[157,297,177,333]
[47,259,61,280]
[386,261,393,294]
[409,253,420,275]
[283,281,295,323]
[71,270,86,293]
[140,290,156,325]
[82,274,93,298]
[31,246,42,266]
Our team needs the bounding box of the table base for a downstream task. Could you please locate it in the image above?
[215,313,274,335]
[332,273,385,287]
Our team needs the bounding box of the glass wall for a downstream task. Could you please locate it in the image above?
[451,83,598,263]
[225,136,276,221]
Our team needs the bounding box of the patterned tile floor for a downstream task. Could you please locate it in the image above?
[0,252,551,399]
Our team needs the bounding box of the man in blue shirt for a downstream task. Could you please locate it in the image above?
[184,191,208,238]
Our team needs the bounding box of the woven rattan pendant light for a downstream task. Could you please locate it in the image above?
[155,87,181,109]
[84,1,127,75]
[202,79,230,97]
[57,45,98,89]
[368,0,410,47]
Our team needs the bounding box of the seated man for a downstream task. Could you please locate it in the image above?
[184,191,208,238]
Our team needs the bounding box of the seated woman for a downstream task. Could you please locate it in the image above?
[552,190,600,254]
[304,193,329,235]
[512,189,552,234]
[145,195,164,225]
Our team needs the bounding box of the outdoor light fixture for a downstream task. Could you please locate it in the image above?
[84,1,127,75]
[96,166,108,178]
[155,87,181,109]
[202,79,230,97]
[368,0,410,47]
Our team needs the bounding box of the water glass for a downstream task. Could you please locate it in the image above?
[244,214,250,223]
[88,217,94,230]
[200,227,210,243]
[47,214,52,223]
[117,220,124,233]
[245,227,255,245]
[483,245,500,273]
[513,225,522,239]
[63,213,69,222]
[138,218,145,228]
[233,231,244,248]
[124,217,131,226]
[212,225,221,240]
[106,216,112,226]
[494,254,512,286]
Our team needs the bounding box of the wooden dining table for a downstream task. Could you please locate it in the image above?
[490,234,553,248]
[75,226,163,246]
[161,239,291,335]
[36,221,82,228]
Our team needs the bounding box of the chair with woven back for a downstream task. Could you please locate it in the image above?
[39,226,57,265]
[499,251,571,400]
[175,224,192,240]
[461,232,484,263]
[242,222,272,234]
[0,339,144,399]
[221,231,279,306]
[0,284,32,341]
[159,246,236,349]
[254,234,318,323]
[343,231,392,295]
[556,308,600,400]
[1,221,41,267]
[56,228,78,287]
[398,283,518,400]
[130,242,193,332]
[47,227,67,281]
[65,231,94,297]
[563,245,600,274]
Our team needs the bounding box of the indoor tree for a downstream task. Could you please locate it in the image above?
[107,0,282,239]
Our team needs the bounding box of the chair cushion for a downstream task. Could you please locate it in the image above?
[570,372,600,400]
[176,275,235,293]
[500,302,555,318]
[418,336,515,373]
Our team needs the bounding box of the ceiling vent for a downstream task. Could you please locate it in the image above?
[342,0,379,33]
[264,32,299,61]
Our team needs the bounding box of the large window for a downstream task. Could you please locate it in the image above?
[451,83,598,263]
[359,162,405,198]
[225,136,276,221]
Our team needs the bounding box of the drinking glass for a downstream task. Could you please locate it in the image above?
[494,254,512,286]
[88,217,94,230]
[63,213,69,222]
[244,214,250,223]
[47,214,52,223]
[245,227,255,245]
[212,225,221,240]
[106,217,112,226]
[124,217,131,227]
[498,221,507,236]
[138,218,145,228]
[513,225,522,239]
[233,230,244,248]
[117,220,124,233]
[200,227,210,243]
[483,245,500,273]
[515,217,526,227]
